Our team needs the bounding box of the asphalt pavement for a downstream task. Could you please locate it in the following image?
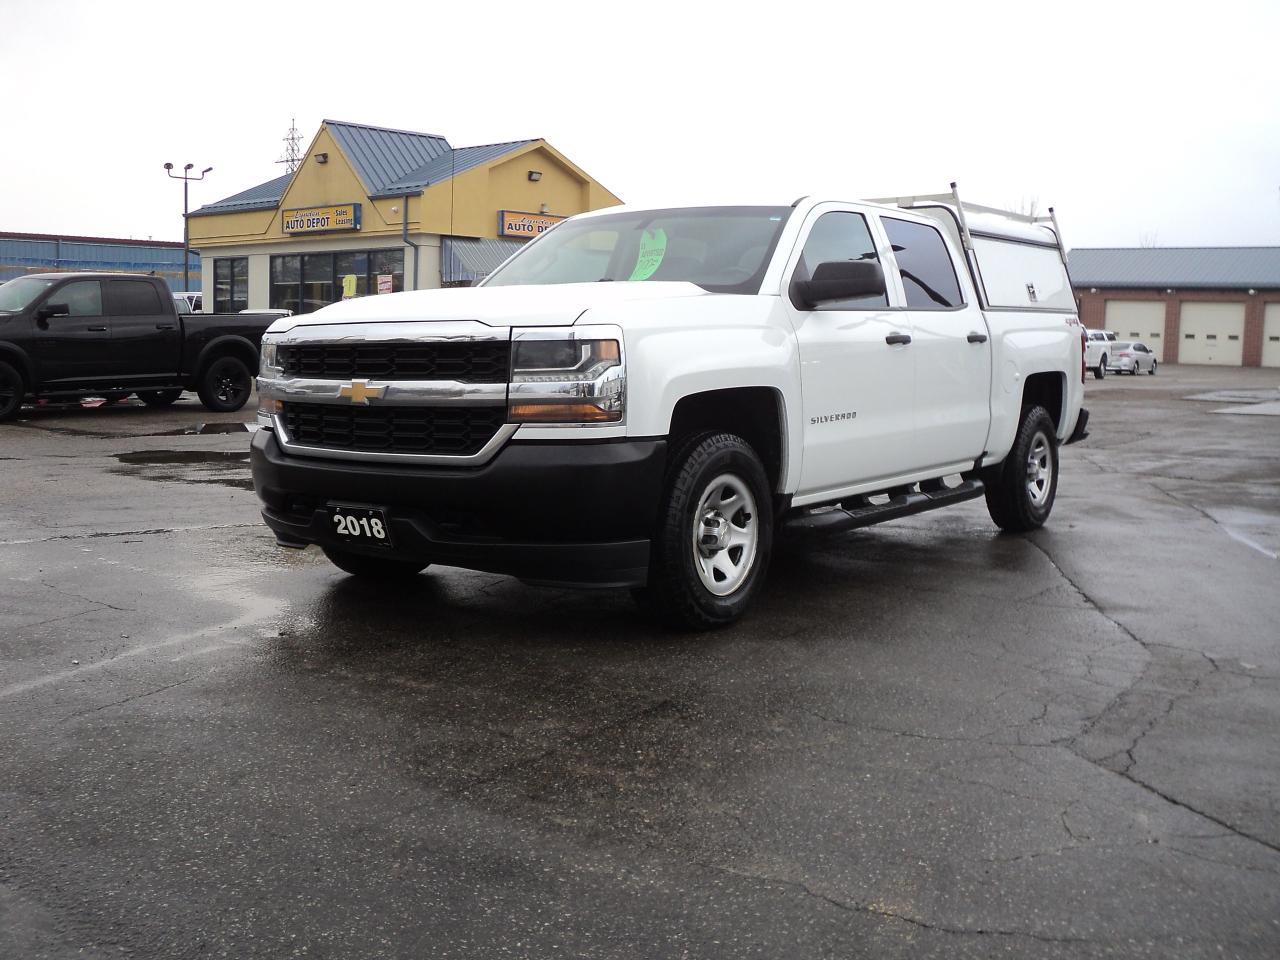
[2,367,1278,959]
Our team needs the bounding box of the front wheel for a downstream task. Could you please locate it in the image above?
[1094,357,1106,380]
[0,360,27,421]
[322,546,428,580]
[640,432,773,630]
[982,405,1059,533]
[197,356,253,412]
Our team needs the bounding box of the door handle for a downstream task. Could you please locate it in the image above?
[885,333,912,345]
[155,324,175,330]
[967,331,988,343]
[88,325,108,332]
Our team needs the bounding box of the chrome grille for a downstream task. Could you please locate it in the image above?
[278,341,510,382]
[281,403,506,456]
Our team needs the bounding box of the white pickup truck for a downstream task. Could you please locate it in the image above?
[251,186,1089,628]
[1084,329,1117,379]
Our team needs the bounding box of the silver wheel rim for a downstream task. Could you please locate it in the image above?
[691,473,758,597]
[1025,431,1053,508]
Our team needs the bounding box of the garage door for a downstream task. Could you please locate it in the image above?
[1264,304,1280,368]
[1179,302,1245,365]
[1105,300,1166,361]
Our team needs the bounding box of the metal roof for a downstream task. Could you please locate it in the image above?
[191,122,537,216]
[1069,247,1280,290]
[325,119,451,196]
[378,140,537,198]
[441,236,525,283]
[190,173,293,217]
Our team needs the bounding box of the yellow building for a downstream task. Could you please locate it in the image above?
[187,119,621,313]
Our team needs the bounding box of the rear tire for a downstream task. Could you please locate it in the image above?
[982,405,1059,533]
[197,356,253,412]
[1149,361,1157,376]
[322,546,428,580]
[639,432,773,630]
[138,389,183,407]
[0,360,25,422]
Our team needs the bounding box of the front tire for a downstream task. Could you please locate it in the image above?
[0,360,26,421]
[322,546,428,580]
[139,389,183,407]
[1094,357,1106,380]
[983,405,1059,533]
[197,356,253,412]
[641,432,773,630]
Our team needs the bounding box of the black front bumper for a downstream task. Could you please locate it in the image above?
[250,429,666,588]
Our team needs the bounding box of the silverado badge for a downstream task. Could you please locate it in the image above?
[338,380,386,405]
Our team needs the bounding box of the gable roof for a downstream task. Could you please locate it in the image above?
[191,122,541,216]
[379,139,537,198]
[1070,247,1280,290]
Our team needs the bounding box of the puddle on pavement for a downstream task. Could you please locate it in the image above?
[112,450,254,491]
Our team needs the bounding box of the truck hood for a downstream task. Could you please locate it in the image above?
[270,281,710,332]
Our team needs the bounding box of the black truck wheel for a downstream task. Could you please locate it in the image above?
[322,547,428,580]
[639,432,773,630]
[138,389,184,408]
[197,356,253,412]
[0,361,25,422]
[983,405,1059,533]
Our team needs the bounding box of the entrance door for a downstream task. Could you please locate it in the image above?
[103,278,181,379]
[783,207,917,502]
[32,279,110,384]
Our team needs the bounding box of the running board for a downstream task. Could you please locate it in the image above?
[784,479,986,535]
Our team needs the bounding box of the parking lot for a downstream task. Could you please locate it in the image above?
[2,365,1278,958]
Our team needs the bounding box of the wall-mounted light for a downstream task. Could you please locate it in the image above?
[1165,288,1175,294]
[539,202,549,214]
[527,170,542,182]
[1248,288,1257,295]
[1089,287,1097,294]
[315,152,329,164]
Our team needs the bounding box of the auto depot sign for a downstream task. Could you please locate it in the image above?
[498,210,565,239]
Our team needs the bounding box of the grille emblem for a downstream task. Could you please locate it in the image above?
[338,380,386,405]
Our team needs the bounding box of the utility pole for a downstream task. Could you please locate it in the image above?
[164,163,212,293]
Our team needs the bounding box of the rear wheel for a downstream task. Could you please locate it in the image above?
[197,356,253,412]
[0,361,25,422]
[638,432,773,630]
[322,546,428,580]
[983,405,1059,533]
[138,389,183,407]
[1149,360,1157,376]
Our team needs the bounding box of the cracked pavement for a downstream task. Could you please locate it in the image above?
[1,370,1278,958]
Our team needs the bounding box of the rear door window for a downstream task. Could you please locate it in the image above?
[882,217,963,309]
[105,280,164,316]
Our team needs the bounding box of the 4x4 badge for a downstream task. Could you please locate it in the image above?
[338,380,386,405]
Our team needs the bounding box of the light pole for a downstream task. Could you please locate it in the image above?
[164,162,212,293]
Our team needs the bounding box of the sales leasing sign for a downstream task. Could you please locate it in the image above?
[283,203,362,234]
[498,210,565,239]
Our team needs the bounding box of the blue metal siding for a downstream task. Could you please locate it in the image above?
[0,237,200,289]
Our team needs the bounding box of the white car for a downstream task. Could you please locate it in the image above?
[251,187,1088,628]
[1106,340,1158,375]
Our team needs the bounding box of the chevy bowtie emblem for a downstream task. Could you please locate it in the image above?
[338,380,386,405]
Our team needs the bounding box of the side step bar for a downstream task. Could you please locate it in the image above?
[783,478,986,535]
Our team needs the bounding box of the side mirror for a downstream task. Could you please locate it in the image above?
[38,302,71,320]
[792,260,886,309]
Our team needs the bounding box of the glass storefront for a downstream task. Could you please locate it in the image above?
[270,248,403,313]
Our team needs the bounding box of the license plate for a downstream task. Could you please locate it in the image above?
[327,504,393,547]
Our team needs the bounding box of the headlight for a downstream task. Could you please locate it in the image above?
[508,331,624,424]
[259,340,279,374]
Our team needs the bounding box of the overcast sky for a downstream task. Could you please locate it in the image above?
[2,0,1277,249]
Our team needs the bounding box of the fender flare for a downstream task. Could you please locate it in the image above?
[0,341,35,388]
[192,334,259,380]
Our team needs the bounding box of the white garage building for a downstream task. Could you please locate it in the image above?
[1070,247,1280,367]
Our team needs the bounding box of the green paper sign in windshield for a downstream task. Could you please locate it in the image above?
[628,228,668,281]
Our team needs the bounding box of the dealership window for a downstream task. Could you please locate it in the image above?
[213,258,248,313]
[270,249,403,313]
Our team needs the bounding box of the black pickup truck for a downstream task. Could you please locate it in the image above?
[0,272,272,421]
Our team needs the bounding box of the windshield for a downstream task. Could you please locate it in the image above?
[483,206,793,294]
[0,276,57,312]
